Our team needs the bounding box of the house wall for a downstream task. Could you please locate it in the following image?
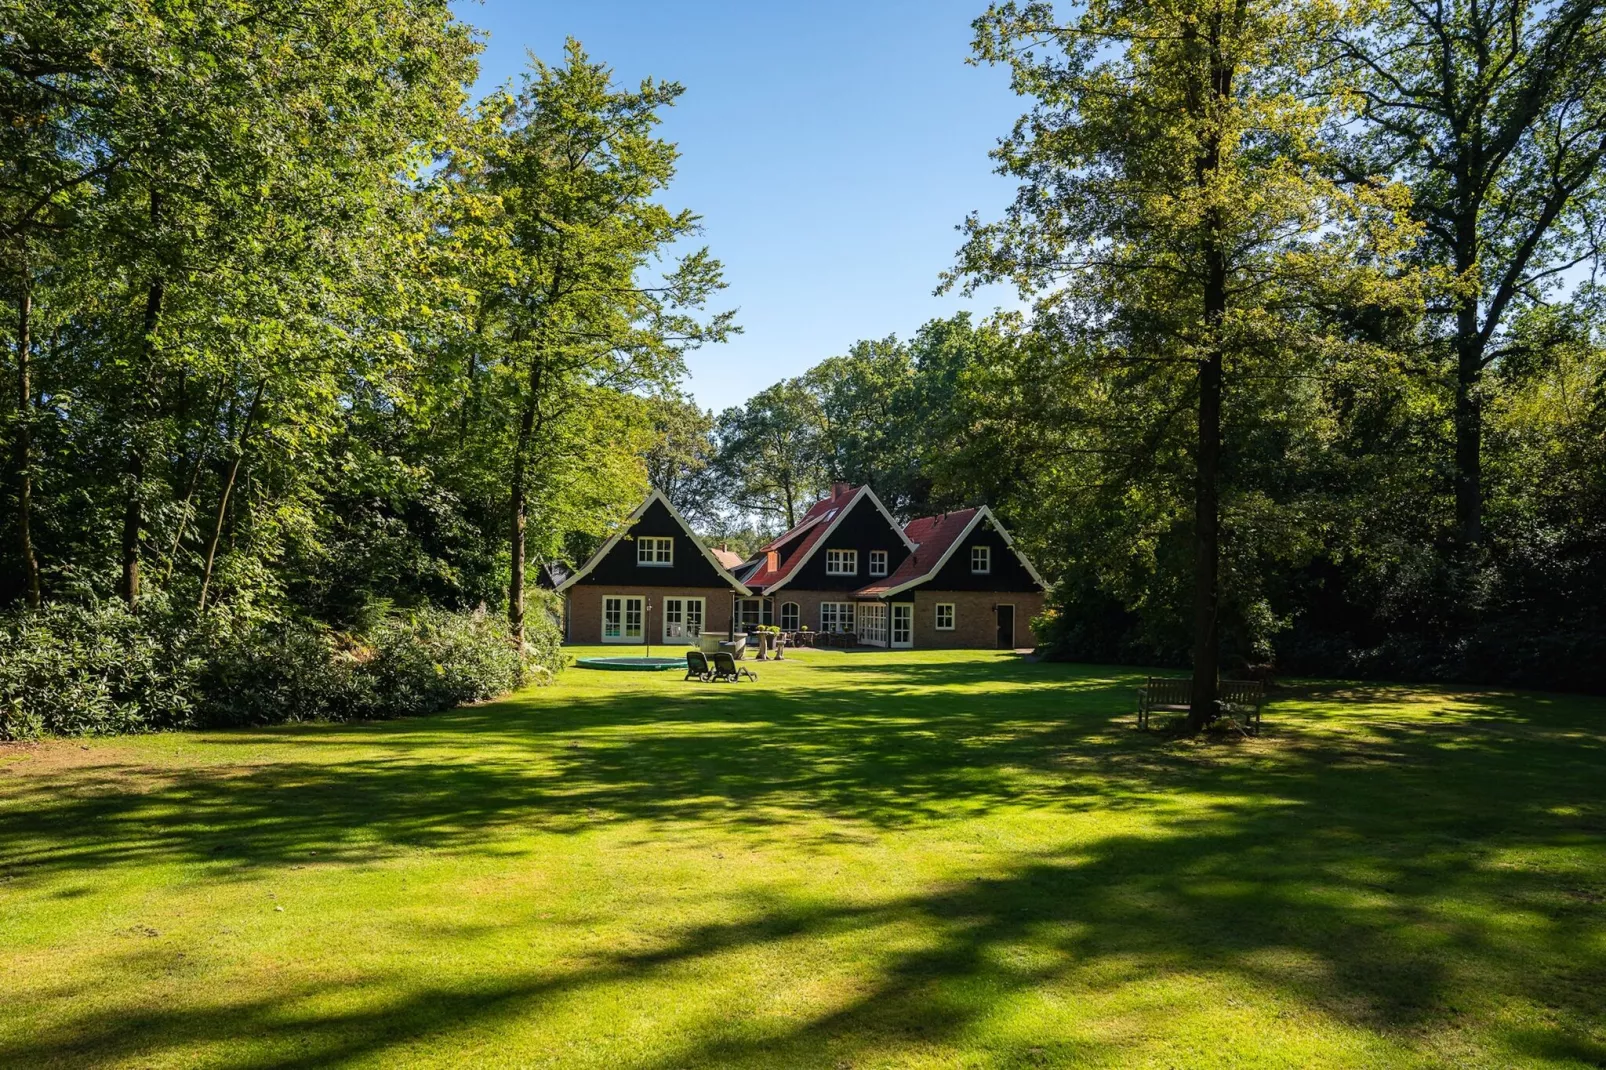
[578,498,732,589]
[924,517,1041,592]
[778,494,912,593]
[770,589,1043,649]
[911,590,1045,650]
[766,590,865,635]
[566,585,738,645]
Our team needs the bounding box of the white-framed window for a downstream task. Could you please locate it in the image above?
[820,602,856,633]
[780,602,800,630]
[869,550,888,577]
[739,598,771,628]
[825,548,858,575]
[858,602,888,645]
[604,596,645,643]
[935,603,955,630]
[637,536,673,567]
[663,597,704,642]
[970,546,991,574]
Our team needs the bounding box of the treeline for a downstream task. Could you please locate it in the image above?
[1,4,728,734]
[675,0,1606,698]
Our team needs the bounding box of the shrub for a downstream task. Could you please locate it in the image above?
[365,607,527,718]
[0,599,201,738]
[0,599,563,740]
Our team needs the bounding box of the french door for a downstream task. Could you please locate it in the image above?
[663,597,704,643]
[859,602,888,647]
[603,596,645,643]
[891,603,913,648]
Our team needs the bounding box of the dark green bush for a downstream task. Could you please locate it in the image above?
[0,600,562,740]
[0,599,201,738]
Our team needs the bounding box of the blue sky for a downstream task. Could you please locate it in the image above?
[453,0,1026,413]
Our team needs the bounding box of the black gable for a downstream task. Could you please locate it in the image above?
[923,515,1041,592]
[575,498,736,589]
[782,493,911,591]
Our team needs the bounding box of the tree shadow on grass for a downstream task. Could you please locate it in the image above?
[2,661,1603,1066]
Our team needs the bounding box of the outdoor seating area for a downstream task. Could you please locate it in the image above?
[684,650,758,683]
[1137,676,1267,733]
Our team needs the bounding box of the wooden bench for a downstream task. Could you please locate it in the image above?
[1137,677,1267,734]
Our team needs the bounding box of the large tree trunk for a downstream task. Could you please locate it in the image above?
[1453,208,1484,548]
[13,278,40,607]
[121,192,163,608]
[1186,13,1233,733]
[507,401,535,646]
[1188,283,1225,733]
[197,382,264,612]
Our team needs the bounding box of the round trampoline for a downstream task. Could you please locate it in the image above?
[574,656,686,672]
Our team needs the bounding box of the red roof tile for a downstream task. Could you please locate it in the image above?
[710,548,745,569]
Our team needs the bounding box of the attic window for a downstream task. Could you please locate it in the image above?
[970,546,991,574]
[825,549,858,575]
[637,536,673,567]
[869,550,888,577]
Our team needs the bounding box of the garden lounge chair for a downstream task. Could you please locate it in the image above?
[684,650,713,681]
[711,651,757,682]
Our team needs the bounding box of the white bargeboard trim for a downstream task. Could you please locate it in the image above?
[555,489,752,596]
[878,506,1046,597]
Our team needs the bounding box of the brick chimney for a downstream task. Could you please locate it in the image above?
[832,482,851,499]
[766,550,780,572]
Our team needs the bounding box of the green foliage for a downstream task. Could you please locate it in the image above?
[1,15,726,731]
[0,599,201,738]
[0,602,562,741]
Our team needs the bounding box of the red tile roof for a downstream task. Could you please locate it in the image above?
[710,548,745,569]
[742,484,863,590]
[854,507,979,596]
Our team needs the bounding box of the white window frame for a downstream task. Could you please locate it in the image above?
[970,545,991,574]
[825,548,858,576]
[662,597,704,643]
[820,602,856,633]
[935,603,955,631]
[779,602,800,631]
[738,597,770,629]
[868,550,888,577]
[603,595,646,644]
[891,603,913,648]
[637,536,674,567]
[858,602,888,646]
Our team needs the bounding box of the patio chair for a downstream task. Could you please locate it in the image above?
[711,651,757,682]
[684,650,713,682]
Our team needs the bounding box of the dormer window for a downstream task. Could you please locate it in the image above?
[637,536,673,567]
[825,548,858,575]
[869,550,888,577]
[970,545,991,574]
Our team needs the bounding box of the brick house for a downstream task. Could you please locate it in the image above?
[554,483,1046,650]
[552,490,751,645]
[732,484,1047,650]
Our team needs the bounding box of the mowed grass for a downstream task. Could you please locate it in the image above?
[1,648,1603,1069]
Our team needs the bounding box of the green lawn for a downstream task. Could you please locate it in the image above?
[2,648,1603,1069]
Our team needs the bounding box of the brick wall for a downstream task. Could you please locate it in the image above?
[912,590,1044,650]
[769,590,857,636]
[771,588,1042,649]
[565,585,737,645]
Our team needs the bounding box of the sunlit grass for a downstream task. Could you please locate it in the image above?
[1,647,1602,1068]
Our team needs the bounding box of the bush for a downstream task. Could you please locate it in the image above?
[0,599,562,740]
[0,599,201,738]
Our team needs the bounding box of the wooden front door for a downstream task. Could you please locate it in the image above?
[996,604,1015,650]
